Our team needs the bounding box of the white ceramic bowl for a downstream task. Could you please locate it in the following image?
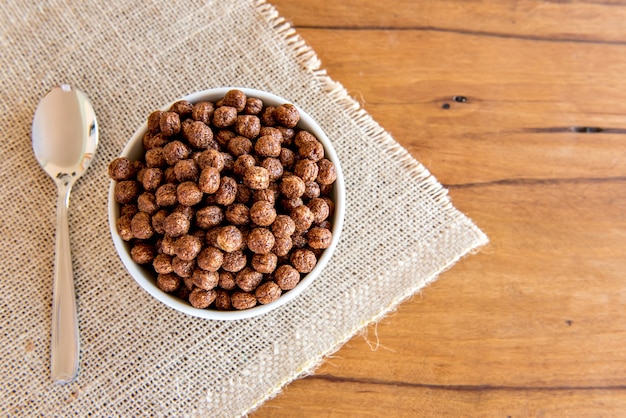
[108,87,345,320]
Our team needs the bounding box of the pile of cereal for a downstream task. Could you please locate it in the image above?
[109,89,337,310]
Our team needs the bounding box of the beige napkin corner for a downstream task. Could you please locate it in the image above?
[0,0,487,416]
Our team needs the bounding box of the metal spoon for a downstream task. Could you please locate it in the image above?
[32,85,98,384]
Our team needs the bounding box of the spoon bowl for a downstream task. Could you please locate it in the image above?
[32,85,98,383]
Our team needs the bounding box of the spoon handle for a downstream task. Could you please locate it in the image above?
[50,182,79,384]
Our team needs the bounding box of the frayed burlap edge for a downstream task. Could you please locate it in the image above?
[240,1,489,415]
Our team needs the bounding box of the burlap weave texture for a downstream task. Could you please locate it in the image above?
[0,0,487,416]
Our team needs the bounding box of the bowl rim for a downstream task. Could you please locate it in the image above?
[108,87,345,320]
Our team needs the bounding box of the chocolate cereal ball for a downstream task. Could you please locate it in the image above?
[306,227,333,249]
[253,188,277,205]
[114,180,140,204]
[222,250,247,273]
[279,197,303,213]
[177,283,192,301]
[273,103,299,128]
[144,147,166,168]
[228,136,253,156]
[235,184,252,205]
[235,267,263,292]
[116,215,133,241]
[251,253,277,274]
[261,157,283,181]
[189,288,217,309]
[243,166,270,190]
[316,158,337,185]
[307,197,330,224]
[182,276,196,292]
[197,246,224,272]
[244,97,263,115]
[274,265,300,290]
[163,166,177,183]
[155,183,177,207]
[131,212,153,239]
[260,106,276,126]
[272,236,293,257]
[142,167,163,191]
[303,182,320,199]
[216,225,244,253]
[198,167,220,194]
[294,159,319,182]
[157,273,180,293]
[215,129,235,147]
[214,176,237,206]
[294,130,316,147]
[233,154,256,177]
[137,192,158,215]
[247,228,275,255]
[176,181,203,206]
[277,127,295,145]
[279,175,305,199]
[159,111,181,136]
[147,110,162,133]
[249,201,276,227]
[321,195,335,216]
[143,132,168,150]
[255,135,281,157]
[213,106,237,128]
[271,215,296,238]
[195,205,223,229]
[291,231,307,249]
[163,140,190,166]
[291,205,314,232]
[159,235,176,256]
[183,120,213,149]
[174,234,203,261]
[225,203,250,226]
[317,220,332,230]
[108,158,137,181]
[197,149,224,171]
[205,228,219,248]
[235,115,261,139]
[221,152,235,171]
[173,203,195,220]
[191,101,214,124]
[290,248,317,273]
[163,212,190,238]
[172,256,195,278]
[231,291,257,310]
[218,271,236,290]
[215,289,233,310]
[174,159,199,182]
[255,281,282,304]
[223,89,247,112]
[192,268,219,290]
[130,242,155,264]
[120,204,139,218]
[153,253,173,274]
[170,100,193,118]
[298,139,324,162]
[279,148,296,169]
[259,126,283,142]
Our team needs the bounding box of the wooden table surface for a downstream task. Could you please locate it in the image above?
[253,1,626,416]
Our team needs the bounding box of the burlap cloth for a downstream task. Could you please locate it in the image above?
[0,1,487,416]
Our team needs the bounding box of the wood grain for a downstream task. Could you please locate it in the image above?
[254,1,626,416]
